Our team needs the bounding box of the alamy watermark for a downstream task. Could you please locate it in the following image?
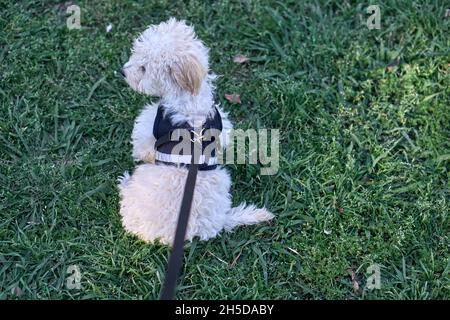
[366,263,381,290]
[164,128,280,175]
[366,5,381,29]
[66,265,82,290]
[66,5,81,30]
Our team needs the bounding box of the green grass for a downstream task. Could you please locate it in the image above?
[0,0,449,299]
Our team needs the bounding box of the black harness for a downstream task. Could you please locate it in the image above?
[153,104,222,171]
[156,104,223,299]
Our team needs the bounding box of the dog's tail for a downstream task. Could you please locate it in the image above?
[224,203,274,232]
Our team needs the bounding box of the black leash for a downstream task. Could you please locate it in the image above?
[159,130,202,300]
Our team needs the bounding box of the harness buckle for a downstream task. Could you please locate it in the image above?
[190,128,205,144]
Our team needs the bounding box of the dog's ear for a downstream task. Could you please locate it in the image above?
[169,55,206,95]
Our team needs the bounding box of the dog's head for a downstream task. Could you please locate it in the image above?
[122,18,209,97]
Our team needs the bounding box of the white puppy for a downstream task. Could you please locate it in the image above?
[118,18,273,245]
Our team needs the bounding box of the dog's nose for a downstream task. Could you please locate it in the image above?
[120,68,125,77]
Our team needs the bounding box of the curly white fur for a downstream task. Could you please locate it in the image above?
[119,18,273,245]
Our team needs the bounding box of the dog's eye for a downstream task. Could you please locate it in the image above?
[140,66,146,73]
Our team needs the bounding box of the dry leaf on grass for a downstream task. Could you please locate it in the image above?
[233,54,250,64]
[225,93,241,104]
[386,59,400,72]
[348,269,360,294]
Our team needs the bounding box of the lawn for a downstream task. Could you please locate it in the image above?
[0,0,449,299]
